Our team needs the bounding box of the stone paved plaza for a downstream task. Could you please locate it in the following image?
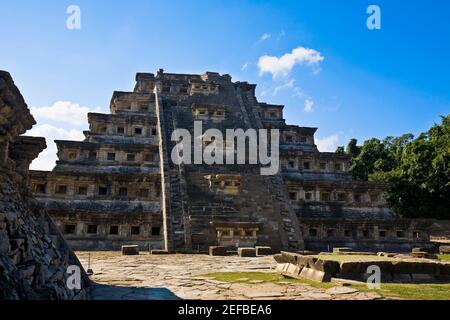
[76,252,383,300]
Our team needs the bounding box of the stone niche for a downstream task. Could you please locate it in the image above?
[192,103,227,122]
[212,222,262,248]
[189,80,219,96]
[205,174,242,195]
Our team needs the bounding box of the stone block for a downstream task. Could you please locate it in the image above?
[309,259,341,274]
[238,247,256,257]
[340,261,394,275]
[282,263,302,278]
[121,245,139,255]
[299,267,331,282]
[280,251,299,264]
[333,247,353,254]
[410,274,436,283]
[275,263,289,273]
[392,261,440,275]
[438,263,450,276]
[273,254,287,264]
[297,255,317,267]
[392,274,412,282]
[439,246,450,254]
[255,246,272,256]
[150,250,169,255]
[209,246,227,256]
[410,252,438,260]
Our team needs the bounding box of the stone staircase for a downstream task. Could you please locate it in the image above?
[236,84,305,251]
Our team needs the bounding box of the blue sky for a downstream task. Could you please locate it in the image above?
[1,0,449,170]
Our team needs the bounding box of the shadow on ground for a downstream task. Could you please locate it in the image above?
[91,284,181,300]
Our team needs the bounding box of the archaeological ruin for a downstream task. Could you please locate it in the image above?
[0,71,89,299]
[28,70,433,253]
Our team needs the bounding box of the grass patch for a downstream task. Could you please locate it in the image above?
[438,254,450,262]
[352,283,450,300]
[196,272,335,289]
[196,272,450,300]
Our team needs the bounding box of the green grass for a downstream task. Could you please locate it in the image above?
[196,271,450,300]
[196,271,335,289]
[352,283,450,300]
[438,254,450,262]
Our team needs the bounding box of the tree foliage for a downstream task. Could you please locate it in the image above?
[341,115,449,219]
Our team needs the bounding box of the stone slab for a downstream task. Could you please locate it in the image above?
[439,246,450,254]
[209,246,227,256]
[122,245,139,255]
[309,259,341,274]
[150,250,169,255]
[299,267,331,282]
[255,246,272,256]
[326,286,358,295]
[333,247,353,253]
[238,247,257,257]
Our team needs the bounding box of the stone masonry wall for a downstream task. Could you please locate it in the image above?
[0,71,90,299]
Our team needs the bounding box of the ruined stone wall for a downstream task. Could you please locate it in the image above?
[0,71,89,299]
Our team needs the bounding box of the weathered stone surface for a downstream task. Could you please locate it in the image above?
[333,247,353,253]
[309,259,341,274]
[79,252,385,300]
[122,245,140,255]
[439,263,450,276]
[299,267,331,282]
[275,263,289,273]
[410,252,438,259]
[209,246,227,256]
[255,246,272,256]
[325,286,358,295]
[392,261,440,275]
[238,247,256,257]
[273,254,288,264]
[439,246,450,254]
[282,263,302,278]
[340,261,393,274]
[151,250,169,255]
[0,71,89,300]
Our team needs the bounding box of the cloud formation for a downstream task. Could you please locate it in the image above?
[28,124,85,171]
[30,101,100,126]
[259,33,271,41]
[258,46,324,78]
[304,98,314,112]
[315,134,339,152]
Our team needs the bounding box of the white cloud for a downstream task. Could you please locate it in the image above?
[27,124,85,171]
[292,87,305,98]
[273,79,295,96]
[304,98,314,112]
[316,134,339,152]
[30,101,100,126]
[241,62,249,71]
[257,46,324,78]
[260,33,271,41]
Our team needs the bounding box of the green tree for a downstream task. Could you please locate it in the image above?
[341,115,449,219]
